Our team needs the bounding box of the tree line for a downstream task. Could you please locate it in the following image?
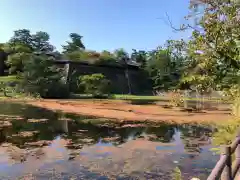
[0,0,239,101]
[0,29,188,94]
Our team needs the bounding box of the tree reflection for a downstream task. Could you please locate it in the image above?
[0,101,216,164]
[179,125,212,156]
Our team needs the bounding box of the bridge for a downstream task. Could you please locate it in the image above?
[207,131,240,180]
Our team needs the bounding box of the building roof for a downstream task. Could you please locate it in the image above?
[53,59,140,70]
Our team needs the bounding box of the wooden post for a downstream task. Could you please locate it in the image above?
[234,132,240,178]
[207,130,240,180]
[236,131,240,159]
[221,146,233,180]
[235,131,240,159]
[233,142,240,178]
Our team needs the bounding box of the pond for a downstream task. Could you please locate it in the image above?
[0,101,220,179]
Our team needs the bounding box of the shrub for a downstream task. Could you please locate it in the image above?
[79,73,111,98]
[169,91,184,107]
[172,167,182,180]
[21,54,70,98]
[0,75,22,97]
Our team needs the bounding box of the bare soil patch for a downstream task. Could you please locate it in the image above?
[25,99,231,124]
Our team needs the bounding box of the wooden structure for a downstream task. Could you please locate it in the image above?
[207,132,240,180]
[54,60,152,95]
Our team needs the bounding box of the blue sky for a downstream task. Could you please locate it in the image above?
[0,0,191,52]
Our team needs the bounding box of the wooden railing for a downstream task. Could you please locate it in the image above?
[207,133,240,180]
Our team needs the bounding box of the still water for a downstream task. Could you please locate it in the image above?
[0,101,219,179]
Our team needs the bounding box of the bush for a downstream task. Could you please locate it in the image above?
[21,54,70,98]
[0,75,22,97]
[172,167,182,180]
[169,91,184,107]
[79,73,111,98]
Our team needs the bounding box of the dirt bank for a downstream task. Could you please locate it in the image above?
[24,99,231,124]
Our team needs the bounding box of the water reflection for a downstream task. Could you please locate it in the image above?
[0,101,218,179]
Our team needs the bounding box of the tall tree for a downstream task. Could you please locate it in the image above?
[146,47,176,90]
[114,48,129,62]
[6,29,55,74]
[62,33,85,54]
[31,31,54,53]
[21,54,69,98]
[183,0,240,94]
[6,29,33,74]
[144,40,189,92]
[8,29,32,50]
[131,49,147,68]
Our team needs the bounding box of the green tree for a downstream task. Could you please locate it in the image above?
[7,52,31,74]
[145,46,183,91]
[62,33,85,54]
[6,29,55,74]
[114,48,129,62]
[131,49,147,68]
[164,40,187,65]
[31,31,54,52]
[98,50,116,65]
[79,73,111,98]
[8,29,33,50]
[63,49,102,63]
[184,0,240,91]
[6,29,33,74]
[21,54,69,98]
[183,0,240,118]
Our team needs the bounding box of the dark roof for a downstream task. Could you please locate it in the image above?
[34,52,140,69]
[53,59,140,70]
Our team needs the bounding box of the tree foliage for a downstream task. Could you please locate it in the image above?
[97,50,116,65]
[21,54,69,98]
[62,33,85,54]
[114,48,129,63]
[145,40,187,91]
[31,31,54,52]
[1,28,193,95]
[5,29,55,74]
[79,73,111,98]
[131,49,147,68]
[183,0,240,94]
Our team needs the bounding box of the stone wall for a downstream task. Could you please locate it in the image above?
[0,50,7,76]
[55,60,152,95]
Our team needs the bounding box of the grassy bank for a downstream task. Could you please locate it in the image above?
[0,75,227,104]
[0,75,18,82]
[114,94,225,102]
[71,94,226,103]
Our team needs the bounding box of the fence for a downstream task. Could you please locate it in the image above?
[207,131,240,180]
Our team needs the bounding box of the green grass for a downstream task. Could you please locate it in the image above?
[113,94,225,102]
[0,75,229,104]
[71,94,228,103]
[114,94,162,100]
[0,75,18,82]
[0,75,22,98]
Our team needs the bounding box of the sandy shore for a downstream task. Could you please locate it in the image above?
[24,99,232,124]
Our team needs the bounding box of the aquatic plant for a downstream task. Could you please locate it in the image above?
[172,167,182,180]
